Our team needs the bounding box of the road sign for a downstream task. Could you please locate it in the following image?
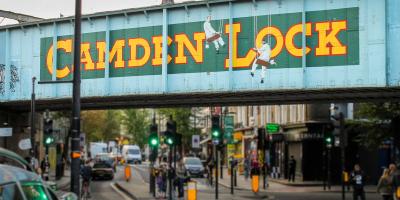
[0,127,12,137]
[192,135,200,149]
[18,138,32,150]
[266,123,279,134]
[80,133,85,147]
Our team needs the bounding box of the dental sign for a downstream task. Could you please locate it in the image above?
[40,7,358,80]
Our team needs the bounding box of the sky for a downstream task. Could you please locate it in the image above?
[0,0,199,25]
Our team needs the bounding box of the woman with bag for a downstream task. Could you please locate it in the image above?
[378,168,393,200]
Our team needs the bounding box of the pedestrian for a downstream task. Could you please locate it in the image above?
[250,158,260,177]
[244,153,251,180]
[351,164,366,200]
[288,156,296,182]
[176,160,187,199]
[378,168,394,200]
[392,164,400,200]
[156,166,167,199]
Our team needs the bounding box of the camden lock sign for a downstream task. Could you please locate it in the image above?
[40,7,358,81]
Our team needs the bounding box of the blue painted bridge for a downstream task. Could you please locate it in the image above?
[0,0,399,110]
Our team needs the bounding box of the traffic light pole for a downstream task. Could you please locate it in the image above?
[70,0,82,196]
[215,145,219,200]
[30,77,36,161]
[339,112,345,200]
[168,146,173,200]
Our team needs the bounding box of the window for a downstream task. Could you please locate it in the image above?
[21,183,51,200]
[0,183,24,200]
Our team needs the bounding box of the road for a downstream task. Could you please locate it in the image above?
[90,168,124,199]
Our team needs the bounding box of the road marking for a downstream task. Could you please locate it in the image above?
[110,182,134,200]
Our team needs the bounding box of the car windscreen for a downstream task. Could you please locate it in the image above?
[128,149,140,155]
[93,163,111,169]
[0,183,24,200]
[21,183,52,200]
[185,158,202,165]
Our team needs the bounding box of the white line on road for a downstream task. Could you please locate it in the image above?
[110,182,134,200]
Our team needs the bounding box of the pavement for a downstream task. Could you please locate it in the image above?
[54,163,381,200]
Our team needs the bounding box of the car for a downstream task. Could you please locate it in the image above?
[95,153,116,171]
[91,162,114,180]
[0,164,77,200]
[183,157,205,178]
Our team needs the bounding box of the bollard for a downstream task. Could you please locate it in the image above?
[125,165,131,182]
[187,181,197,200]
[252,175,259,193]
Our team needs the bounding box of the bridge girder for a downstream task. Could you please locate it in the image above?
[0,10,42,23]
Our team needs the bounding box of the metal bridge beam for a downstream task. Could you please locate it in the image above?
[0,10,42,23]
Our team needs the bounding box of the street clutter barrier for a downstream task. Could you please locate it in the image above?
[187,181,197,200]
[252,175,259,193]
[125,165,131,182]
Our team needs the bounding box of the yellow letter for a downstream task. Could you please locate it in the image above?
[285,23,312,57]
[152,36,172,66]
[128,38,151,67]
[81,43,95,70]
[256,26,284,58]
[315,20,347,56]
[110,39,125,68]
[46,39,72,79]
[174,33,205,64]
[224,23,256,68]
[96,41,106,70]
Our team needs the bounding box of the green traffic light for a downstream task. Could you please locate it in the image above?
[325,137,332,143]
[45,137,53,145]
[166,138,173,145]
[150,138,158,146]
[212,130,219,137]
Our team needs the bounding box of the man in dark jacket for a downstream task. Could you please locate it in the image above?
[351,164,366,200]
[288,156,296,182]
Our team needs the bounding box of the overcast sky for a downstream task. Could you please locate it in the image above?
[0,0,199,25]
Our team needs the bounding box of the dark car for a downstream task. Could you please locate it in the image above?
[92,162,114,180]
[183,157,205,178]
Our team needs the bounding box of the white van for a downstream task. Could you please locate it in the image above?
[122,145,142,164]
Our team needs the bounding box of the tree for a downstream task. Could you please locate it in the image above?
[157,108,201,151]
[353,102,400,161]
[81,110,122,143]
[122,109,150,149]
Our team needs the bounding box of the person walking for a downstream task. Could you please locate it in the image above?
[351,164,366,200]
[244,152,251,180]
[378,168,394,200]
[392,164,400,200]
[288,156,296,182]
[176,160,187,199]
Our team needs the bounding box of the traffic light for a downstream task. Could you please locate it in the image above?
[324,127,333,148]
[331,111,344,147]
[165,131,174,146]
[149,124,159,148]
[165,119,176,146]
[43,118,54,146]
[211,115,222,144]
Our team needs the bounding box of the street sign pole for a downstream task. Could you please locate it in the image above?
[215,145,219,200]
[70,0,82,196]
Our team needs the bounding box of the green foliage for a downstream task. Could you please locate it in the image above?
[157,108,201,148]
[352,102,400,148]
[122,109,150,149]
[81,110,122,143]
